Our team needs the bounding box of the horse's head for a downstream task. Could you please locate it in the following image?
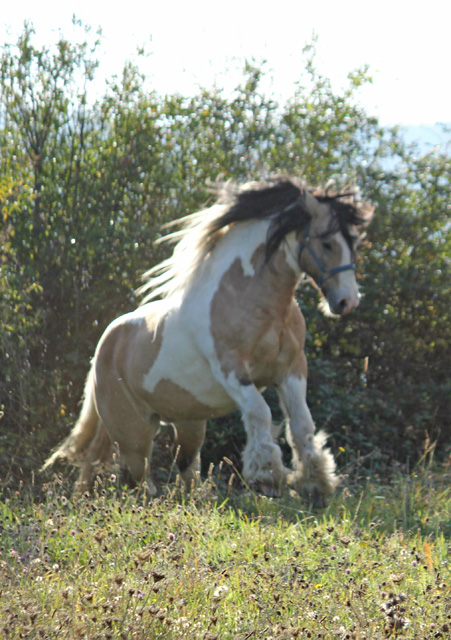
[299,190,373,316]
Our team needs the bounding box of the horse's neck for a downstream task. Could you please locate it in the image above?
[178,221,301,315]
[253,242,300,310]
[215,224,300,309]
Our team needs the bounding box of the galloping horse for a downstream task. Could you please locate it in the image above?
[43,177,373,501]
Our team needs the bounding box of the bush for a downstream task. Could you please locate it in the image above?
[1,24,450,486]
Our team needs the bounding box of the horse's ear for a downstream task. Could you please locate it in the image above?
[360,202,375,222]
[304,190,329,220]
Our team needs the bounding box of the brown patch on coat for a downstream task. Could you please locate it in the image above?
[130,312,165,385]
[278,302,308,381]
[143,378,220,422]
[210,244,306,386]
[96,308,165,391]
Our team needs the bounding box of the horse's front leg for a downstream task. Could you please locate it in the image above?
[221,373,288,495]
[277,356,339,504]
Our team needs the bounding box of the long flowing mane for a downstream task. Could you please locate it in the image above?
[45,178,374,503]
[138,176,372,303]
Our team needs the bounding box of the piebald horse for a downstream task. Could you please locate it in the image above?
[43,177,373,501]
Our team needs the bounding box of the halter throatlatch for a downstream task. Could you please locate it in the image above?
[297,221,356,288]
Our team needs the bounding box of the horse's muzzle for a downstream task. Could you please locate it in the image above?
[327,289,360,315]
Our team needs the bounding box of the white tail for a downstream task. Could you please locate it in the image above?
[42,367,99,470]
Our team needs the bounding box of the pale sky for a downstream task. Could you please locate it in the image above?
[2,0,450,128]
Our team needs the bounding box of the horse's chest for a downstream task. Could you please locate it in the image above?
[247,325,298,385]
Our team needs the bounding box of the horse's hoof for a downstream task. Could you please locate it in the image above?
[254,482,282,498]
[304,487,327,508]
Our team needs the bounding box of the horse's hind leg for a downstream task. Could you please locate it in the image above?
[277,358,339,504]
[75,419,112,493]
[94,377,160,495]
[105,411,160,496]
[172,420,206,490]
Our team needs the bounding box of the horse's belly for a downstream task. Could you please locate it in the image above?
[141,377,236,422]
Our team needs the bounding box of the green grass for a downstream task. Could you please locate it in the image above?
[1,461,451,639]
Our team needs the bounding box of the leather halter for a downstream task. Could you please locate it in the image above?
[297,221,356,287]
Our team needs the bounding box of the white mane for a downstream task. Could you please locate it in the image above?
[137,203,230,304]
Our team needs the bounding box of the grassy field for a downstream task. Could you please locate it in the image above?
[1,456,451,640]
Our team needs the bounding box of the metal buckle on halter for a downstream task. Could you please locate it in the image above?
[297,223,356,288]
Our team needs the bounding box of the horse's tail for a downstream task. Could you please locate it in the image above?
[42,367,99,471]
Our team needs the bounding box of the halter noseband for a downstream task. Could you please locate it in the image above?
[297,221,356,288]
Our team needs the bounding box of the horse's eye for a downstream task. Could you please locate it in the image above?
[322,241,332,251]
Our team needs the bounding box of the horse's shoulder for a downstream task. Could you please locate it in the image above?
[277,299,306,355]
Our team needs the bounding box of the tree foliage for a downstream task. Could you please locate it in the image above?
[1,23,450,483]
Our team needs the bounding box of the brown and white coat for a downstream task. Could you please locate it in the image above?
[43,177,373,502]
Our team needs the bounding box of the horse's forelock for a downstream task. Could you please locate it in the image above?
[313,193,373,252]
[316,192,374,229]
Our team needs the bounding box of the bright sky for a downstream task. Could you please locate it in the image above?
[2,0,450,128]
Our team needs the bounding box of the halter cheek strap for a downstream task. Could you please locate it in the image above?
[297,222,356,287]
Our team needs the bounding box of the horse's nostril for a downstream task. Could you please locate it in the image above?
[337,298,351,315]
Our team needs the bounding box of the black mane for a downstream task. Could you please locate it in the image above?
[209,177,372,262]
[139,176,373,304]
